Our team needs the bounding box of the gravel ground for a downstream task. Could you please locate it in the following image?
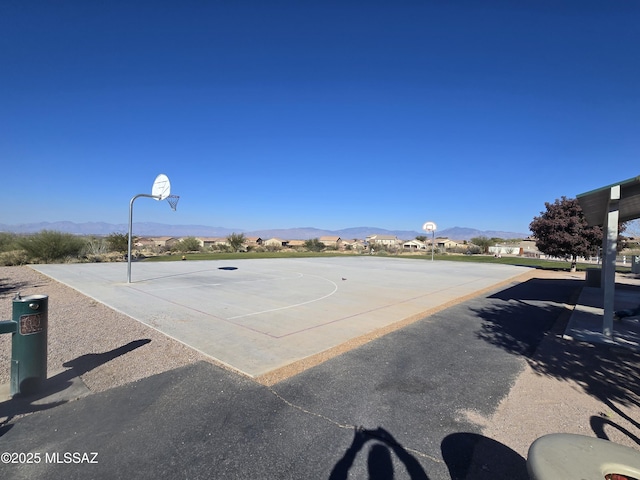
[0,266,211,393]
[1,264,639,462]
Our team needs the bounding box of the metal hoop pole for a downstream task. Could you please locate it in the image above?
[128,193,160,283]
[431,230,435,261]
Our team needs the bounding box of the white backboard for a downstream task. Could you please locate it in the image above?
[422,221,437,232]
[151,174,171,200]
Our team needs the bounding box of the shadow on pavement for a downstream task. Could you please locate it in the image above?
[441,432,527,480]
[329,427,430,480]
[476,277,581,357]
[0,339,151,434]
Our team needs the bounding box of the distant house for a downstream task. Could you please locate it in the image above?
[488,245,516,255]
[151,236,179,248]
[245,237,263,248]
[342,239,367,251]
[432,237,465,250]
[134,237,156,248]
[287,240,306,249]
[197,237,229,248]
[489,238,540,257]
[366,234,401,247]
[264,238,289,247]
[403,239,427,250]
[319,236,342,249]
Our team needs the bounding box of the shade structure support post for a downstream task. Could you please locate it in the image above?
[602,185,620,338]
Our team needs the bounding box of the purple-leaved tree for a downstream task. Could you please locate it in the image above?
[529,196,603,272]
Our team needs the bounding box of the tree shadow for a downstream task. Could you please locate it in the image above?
[329,427,430,480]
[441,432,527,480]
[0,339,151,434]
[473,276,640,442]
[527,315,640,409]
[474,277,581,357]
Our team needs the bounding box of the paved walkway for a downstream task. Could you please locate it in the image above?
[564,272,640,351]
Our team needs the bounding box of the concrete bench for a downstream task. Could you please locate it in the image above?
[528,433,640,480]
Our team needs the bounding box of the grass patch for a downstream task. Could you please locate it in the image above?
[144,251,354,262]
[143,251,629,273]
[403,254,630,272]
[404,254,571,268]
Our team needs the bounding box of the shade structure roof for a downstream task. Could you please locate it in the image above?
[577,175,640,226]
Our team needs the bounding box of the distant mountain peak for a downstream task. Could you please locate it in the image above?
[0,221,528,241]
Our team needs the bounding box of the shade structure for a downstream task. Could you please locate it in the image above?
[577,174,640,338]
[577,175,640,226]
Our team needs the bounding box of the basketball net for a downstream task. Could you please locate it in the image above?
[167,195,180,211]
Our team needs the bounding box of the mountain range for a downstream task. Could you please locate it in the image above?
[0,221,529,241]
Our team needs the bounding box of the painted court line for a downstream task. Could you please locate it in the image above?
[228,274,339,320]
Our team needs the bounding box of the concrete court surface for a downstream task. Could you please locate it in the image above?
[32,256,528,378]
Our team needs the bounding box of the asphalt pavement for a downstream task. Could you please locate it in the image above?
[0,272,581,480]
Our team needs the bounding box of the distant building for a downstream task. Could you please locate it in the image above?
[150,236,179,248]
[263,238,289,247]
[366,234,401,247]
[489,237,541,256]
[402,239,427,250]
[433,237,465,250]
[287,239,306,248]
[342,239,367,251]
[319,236,342,249]
[245,237,263,248]
[197,237,229,248]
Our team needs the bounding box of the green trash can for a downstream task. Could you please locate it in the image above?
[0,294,48,396]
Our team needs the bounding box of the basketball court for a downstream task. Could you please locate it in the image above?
[32,257,528,379]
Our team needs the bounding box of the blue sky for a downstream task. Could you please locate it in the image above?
[2,1,639,235]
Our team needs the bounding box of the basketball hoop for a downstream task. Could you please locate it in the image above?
[166,195,180,211]
[128,174,180,283]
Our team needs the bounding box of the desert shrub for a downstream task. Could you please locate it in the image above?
[83,236,109,256]
[171,237,202,253]
[0,233,19,253]
[210,243,232,253]
[304,238,325,252]
[18,230,85,263]
[106,232,129,253]
[0,250,29,266]
[81,252,124,263]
